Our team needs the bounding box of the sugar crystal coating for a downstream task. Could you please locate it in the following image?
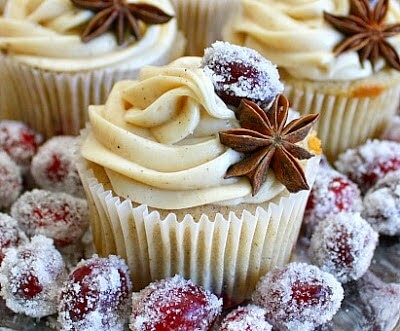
[11,189,89,247]
[0,121,41,170]
[362,170,400,236]
[309,212,378,283]
[304,166,362,236]
[130,275,222,331]
[344,272,400,331]
[201,41,283,108]
[218,304,272,331]
[58,255,132,331]
[0,213,27,265]
[0,235,67,318]
[0,151,23,210]
[31,136,84,198]
[335,140,400,193]
[252,262,344,331]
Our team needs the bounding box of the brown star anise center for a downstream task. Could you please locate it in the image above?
[219,95,320,195]
[71,0,173,45]
[324,0,400,70]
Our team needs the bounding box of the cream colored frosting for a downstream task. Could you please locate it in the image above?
[0,0,183,71]
[81,57,316,209]
[224,0,400,81]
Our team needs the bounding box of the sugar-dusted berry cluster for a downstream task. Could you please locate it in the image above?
[301,139,400,289]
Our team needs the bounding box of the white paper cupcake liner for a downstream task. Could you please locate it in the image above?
[78,156,319,303]
[283,71,400,161]
[171,0,240,55]
[0,43,184,137]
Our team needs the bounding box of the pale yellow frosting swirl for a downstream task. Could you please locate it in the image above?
[224,0,400,81]
[0,0,182,71]
[81,57,316,209]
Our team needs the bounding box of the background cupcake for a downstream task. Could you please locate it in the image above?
[78,42,321,303]
[0,0,185,137]
[170,0,240,55]
[224,0,400,160]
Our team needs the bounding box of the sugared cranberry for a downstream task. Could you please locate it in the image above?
[31,136,83,197]
[252,262,344,331]
[0,151,23,210]
[58,255,132,331]
[0,121,41,170]
[304,167,362,236]
[11,189,88,247]
[309,212,378,283]
[130,275,222,331]
[201,41,283,108]
[362,170,400,236]
[0,235,67,318]
[335,140,400,193]
[218,305,272,331]
[0,213,27,265]
[343,272,400,331]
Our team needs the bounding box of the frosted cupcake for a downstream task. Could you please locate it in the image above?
[0,0,184,137]
[78,42,321,303]
[170,0,240,55]
[224,0,400,160]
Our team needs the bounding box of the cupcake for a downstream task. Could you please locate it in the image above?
[78,42,321,303]
[0,0,185,137]
[224,0,400,160]
[170,0,240,55]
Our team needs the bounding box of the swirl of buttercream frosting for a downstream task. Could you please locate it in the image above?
[81,57,315,209]
[224,0,400,81]
[0,0,181,71]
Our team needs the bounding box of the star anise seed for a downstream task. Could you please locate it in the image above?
[219,95,320,195]
[71,0,173,45]
[324,0,400,70]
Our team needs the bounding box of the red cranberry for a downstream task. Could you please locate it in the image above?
[304,167,362,236]
[362,170,400,236]
[0,151,23,209]
[0,213,27,265]
[219,305,272,331]
[344,272,400,331]
[11,189,88,247]
[202,41,283,108]
[58,255,132,331]
[0,120,41,169]
[252,262,344,331]
[0,235,67,318]
[130,275,222,331]
[18,273,43,299]
[309,212,378,283]
[335,140,400,193]
[31,136,83,198]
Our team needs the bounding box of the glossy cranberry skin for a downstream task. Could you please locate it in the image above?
[0,235,66,318]
[59,255,132,331]
[130,275,222,331]
[0,120,41,168]
[252,263,344,331]
[304,167,362,236]
[11,190,88,247]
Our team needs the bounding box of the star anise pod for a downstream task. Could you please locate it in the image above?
[324,0,400,70]
[219,95,320,195]
[71,0,173,45]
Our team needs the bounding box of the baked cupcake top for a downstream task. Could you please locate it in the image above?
[0,0,182,71]
[81,43,320,210]
[224,0,400,81]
